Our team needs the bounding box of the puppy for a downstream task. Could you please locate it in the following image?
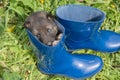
[24,11,58,46]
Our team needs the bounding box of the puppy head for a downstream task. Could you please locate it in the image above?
[24,11,58,45]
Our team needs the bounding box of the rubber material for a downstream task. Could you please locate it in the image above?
[26,20,103,79]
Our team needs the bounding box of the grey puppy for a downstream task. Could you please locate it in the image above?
[24,11,58,46]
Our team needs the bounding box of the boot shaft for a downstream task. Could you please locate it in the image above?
[56,4,105,41]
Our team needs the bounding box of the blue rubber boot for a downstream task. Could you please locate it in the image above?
[56,4,120,53]
[26,20,103,79]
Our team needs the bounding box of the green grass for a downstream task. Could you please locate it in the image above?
[0,0,120,80]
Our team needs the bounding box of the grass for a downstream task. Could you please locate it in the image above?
[0,0,120,80]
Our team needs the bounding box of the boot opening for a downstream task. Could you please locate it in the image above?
[56,5,105,23]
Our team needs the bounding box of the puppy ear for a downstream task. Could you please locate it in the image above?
[47,13,55,20]
[23,21,31,28]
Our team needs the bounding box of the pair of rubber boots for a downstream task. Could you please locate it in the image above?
[26,5,120,79]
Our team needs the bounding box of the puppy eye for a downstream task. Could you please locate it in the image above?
[47,28,53,33]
